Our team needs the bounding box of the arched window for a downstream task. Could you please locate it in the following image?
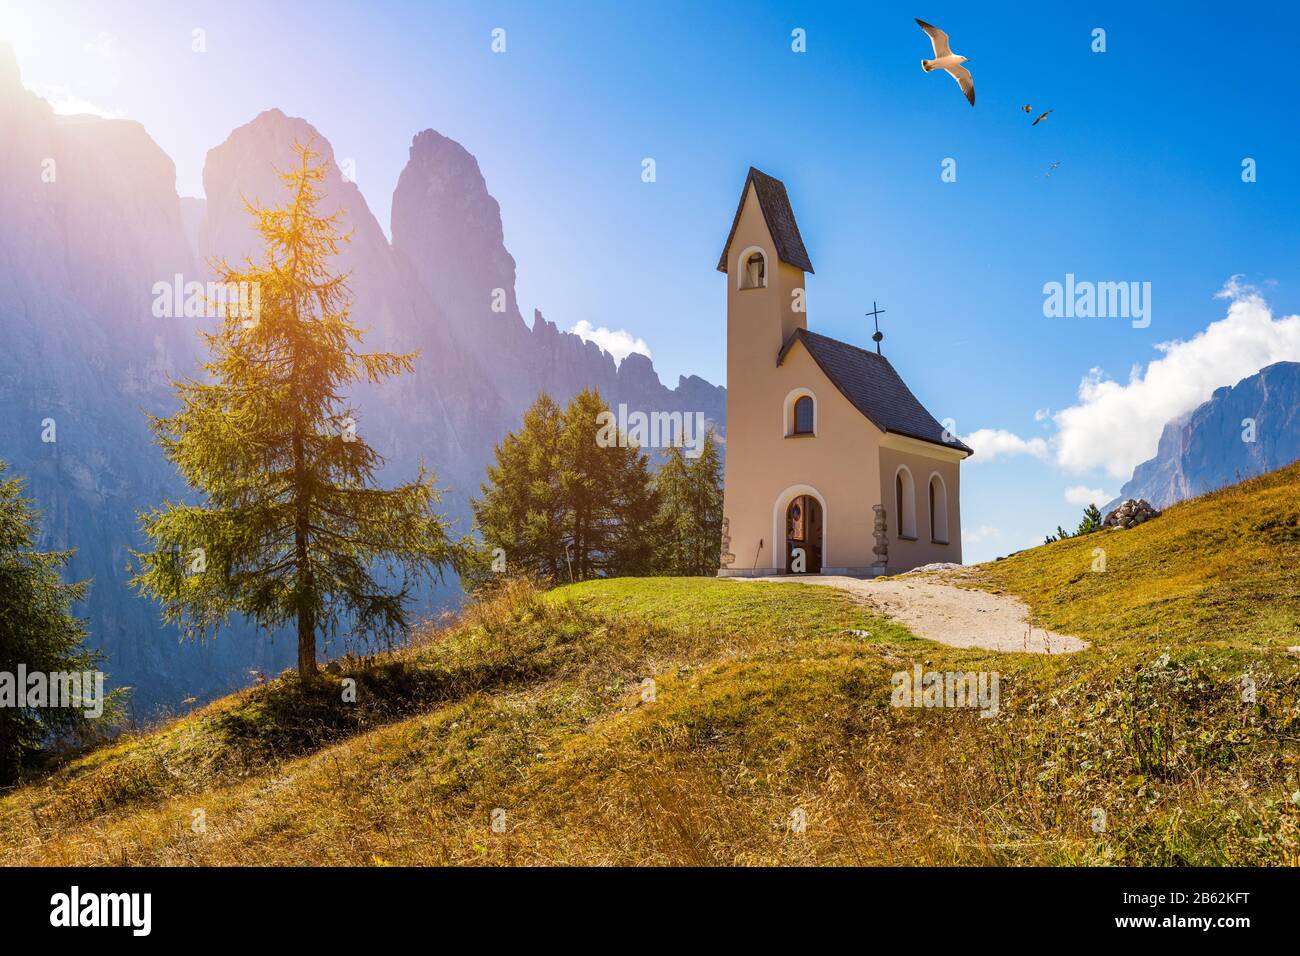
[894,466,917,539]
[793,396,814,434]
[783,387,816,437]
[737,246,767,289]
[929,473,949,544]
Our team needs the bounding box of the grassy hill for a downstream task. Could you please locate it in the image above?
[3,465,1300,865]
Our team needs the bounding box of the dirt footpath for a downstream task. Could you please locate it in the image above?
[739,573,1089,654]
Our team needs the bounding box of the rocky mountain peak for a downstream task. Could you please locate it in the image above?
[391,127,529,364]
[2,89,724,714]
[1108,361,1300,511]
[617,351,662,392]
[201,109,386,275]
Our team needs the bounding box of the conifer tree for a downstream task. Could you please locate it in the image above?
[687,429,725,573]
[0,462,113,783]
[472,390,656,582]
[1076,503,1103,536]
[471,393,567,582]
[1045,502,1105,544]
[651,445,694,574]
[559,389,657,579]
[651,429,724,575]
[132,143,459,681]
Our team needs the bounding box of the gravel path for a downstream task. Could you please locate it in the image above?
[738,573,1089,655]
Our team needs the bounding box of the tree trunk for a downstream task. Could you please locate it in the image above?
[575,507,587,581]
[292,426,316,681]
[297,604,316,680]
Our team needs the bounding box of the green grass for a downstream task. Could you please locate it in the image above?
[971,462,1300,655]
[3,466,1300,866]
[555,576,921,645]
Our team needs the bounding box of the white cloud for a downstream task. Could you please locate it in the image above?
[35,83,121,119]
[961,428,1049,463]
[1064,485,1109,507]
[83,32,118,59]
[569,320,651,366]
[1053,283,1300,478]
[1214,274,1250,300]
[962,524,1001,544]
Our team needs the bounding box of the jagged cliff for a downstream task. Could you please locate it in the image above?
[1107,361,1300,512]
[0,45,291,713]
[0,50,723,713]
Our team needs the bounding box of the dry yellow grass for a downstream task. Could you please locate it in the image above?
[3,466,1300,866]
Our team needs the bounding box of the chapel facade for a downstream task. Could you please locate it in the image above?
[716,167,973,577]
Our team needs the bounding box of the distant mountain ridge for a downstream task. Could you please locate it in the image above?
[0,47,724,713]
[1107,361,1300,512]
[196,108,725,511]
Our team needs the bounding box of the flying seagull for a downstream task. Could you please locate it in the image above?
[1032,108,1053,126]
[916,18,974,106]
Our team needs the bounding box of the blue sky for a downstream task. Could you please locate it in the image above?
[4,0,1299,560]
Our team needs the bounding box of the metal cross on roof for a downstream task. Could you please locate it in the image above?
[865,301,886,354]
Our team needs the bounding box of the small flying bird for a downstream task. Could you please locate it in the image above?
[1045,161,1062,177]
[1032,108,1053,126]
[915,18,974,106]
[1022,104,1033,113]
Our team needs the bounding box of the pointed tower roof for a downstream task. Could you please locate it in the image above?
[716,167,814,274]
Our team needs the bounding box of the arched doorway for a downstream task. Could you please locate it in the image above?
[785,494,823,574]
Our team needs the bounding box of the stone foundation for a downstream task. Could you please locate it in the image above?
[718,566,890,579]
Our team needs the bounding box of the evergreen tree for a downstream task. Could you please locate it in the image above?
[472,389,656,582]
[688,429,725,574]
[470,393,567,583]
[132,142,459,681]
[652,429,724,576]
[1076,503,1104,536]
[651,445,694,574]
[559,389,657,578]
[1045,503,1105,544]
[0,462,114,783]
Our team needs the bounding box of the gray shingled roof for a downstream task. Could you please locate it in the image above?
[778,328,974,455]
[717,167,814,274]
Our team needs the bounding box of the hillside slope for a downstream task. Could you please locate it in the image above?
[978,458,1300,650]
[3,466,1300,865]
